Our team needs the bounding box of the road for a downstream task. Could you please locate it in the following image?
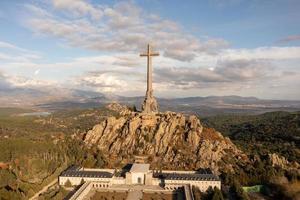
[29,179,58,200]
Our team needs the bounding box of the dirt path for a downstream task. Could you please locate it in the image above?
[29,179,57,200]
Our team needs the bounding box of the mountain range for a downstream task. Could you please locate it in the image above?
[1,87,300,116]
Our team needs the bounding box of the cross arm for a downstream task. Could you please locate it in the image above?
[140,53,159,57]
[150,53,159,56]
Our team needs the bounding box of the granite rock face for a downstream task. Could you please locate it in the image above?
[84,106,245,173]
[105,102,132,116]
[268,153,289,168]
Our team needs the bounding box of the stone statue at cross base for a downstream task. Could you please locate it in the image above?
[142,90,158,114]
[140,44,159,114]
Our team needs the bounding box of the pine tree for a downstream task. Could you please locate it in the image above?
[80,178,85,185]
[133,105,137,112]
[192,185,202,200]
[231,180,250,200]
[64,179,72,187]
[212,187,224,200]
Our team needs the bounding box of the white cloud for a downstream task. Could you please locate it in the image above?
[154,59,273,90]
[0,71,55,90]
[0,40,41,64]
[34,69,40,75]
[52,0,103,20]
[25,1,228,62]
[0,71,12,90]
[221,47,300,60]
[0,52,12,60]
[0,40,38,54]
[24,4,53,18]
[214,59,270,81]
[8,76,54,88]
[75,71,128,93]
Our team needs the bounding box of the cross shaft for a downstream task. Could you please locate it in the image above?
[140,44,159,93]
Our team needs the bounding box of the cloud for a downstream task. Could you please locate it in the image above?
[112,55,142,67]
[52,0,103,20]
[69,56,295,95]
[34,69,40,75]
[74,70,128,92]
[24,4,53,18]
[214,59,270,81]
[0,52,12,60]
[25,1,228,61]
[221,47,300,60]
[7,76,54,88]
[278,35,300,43]
[1,38,299,98]
[0,40,41,64]
[154,59,272,90]
[0,70,56,92]
[0,41,38,55]
[72,53,143,68]
[0,72,13,91]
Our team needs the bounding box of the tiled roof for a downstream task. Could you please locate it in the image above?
[153,172,220,181]
[61,170,113,178]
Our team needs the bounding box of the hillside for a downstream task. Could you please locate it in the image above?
[203,111,300,163]
[0,107,115,199]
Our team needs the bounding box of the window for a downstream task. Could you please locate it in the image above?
[137,177,142,184]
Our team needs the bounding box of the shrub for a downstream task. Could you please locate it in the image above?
[212,187,224,200]
[64,179,72,187]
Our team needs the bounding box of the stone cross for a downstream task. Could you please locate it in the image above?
[140,44,159,93]
[140,44,159,114]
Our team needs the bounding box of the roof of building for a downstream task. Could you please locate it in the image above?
[67,165,81,171]
[61,170,113,178]
[153,172,220,181]
[130,163,150,173]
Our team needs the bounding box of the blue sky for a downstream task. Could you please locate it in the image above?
[0,0,300,100]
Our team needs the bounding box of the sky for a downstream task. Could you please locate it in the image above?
[0,0,300,100]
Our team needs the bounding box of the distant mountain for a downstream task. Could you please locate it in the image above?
[71,89,106,99]
[0,87,48,107]
[35,95,300,116]
[162,95,300,107]
[0,86,300,116]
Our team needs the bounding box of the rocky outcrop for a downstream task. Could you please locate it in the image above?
[268,153,300,170]
[105,102,132,116]
[84,110,245,173]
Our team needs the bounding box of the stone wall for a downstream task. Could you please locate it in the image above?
[164,180,220,192]
[59,176,111,186]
